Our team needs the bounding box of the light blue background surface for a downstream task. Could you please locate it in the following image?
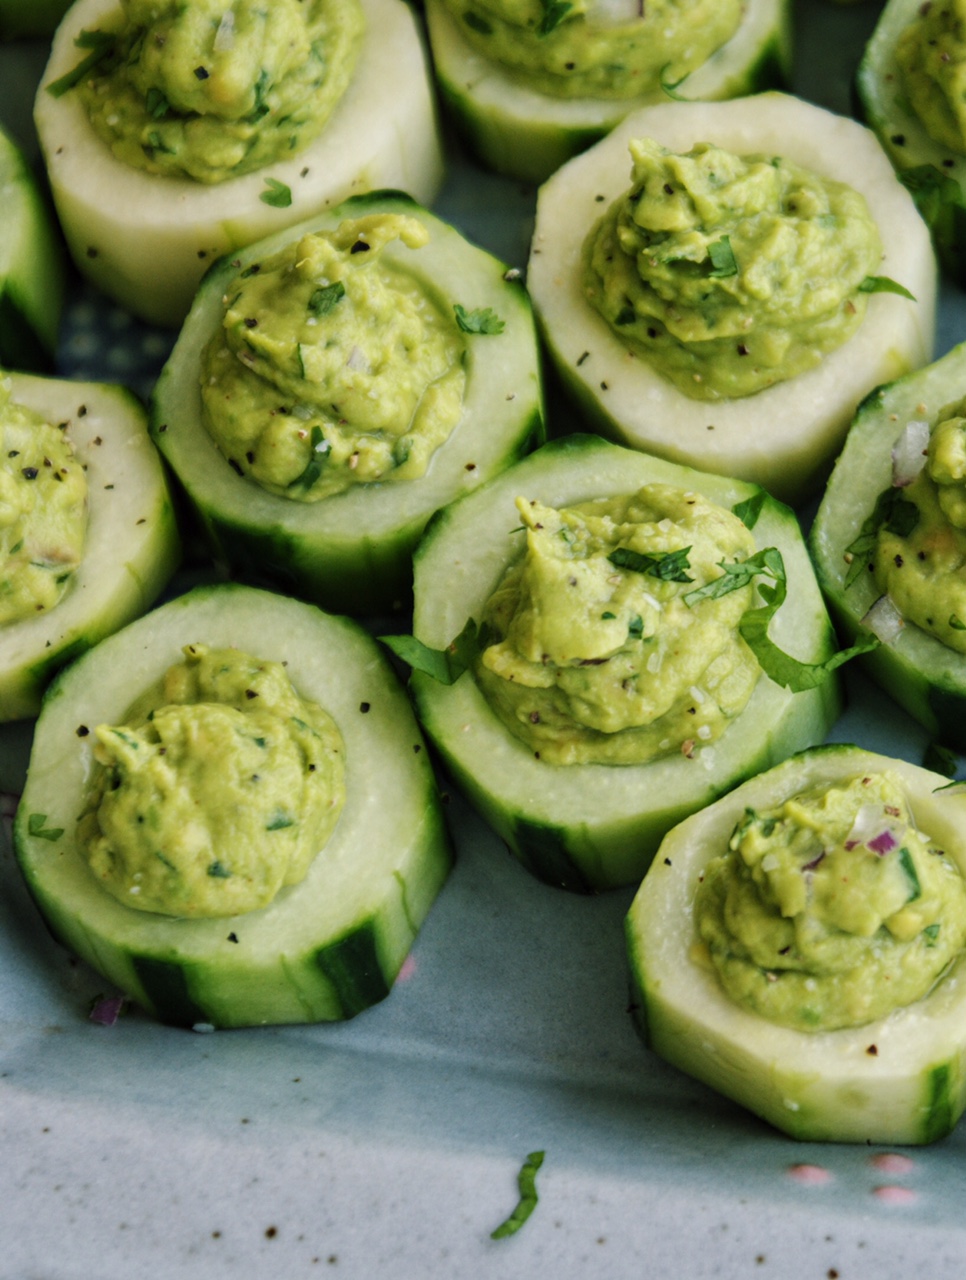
[2,3,965,1277]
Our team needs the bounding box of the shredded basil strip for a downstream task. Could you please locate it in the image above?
[708,235,738,278]
[858,275,916,301]
[453,304,505,335]
[260,177,293,208]
[607,545,694,582]
[659,63,689,101]
[379,618,483,685]
[46,30,117,97]
[538,0,572,33]
[290,425,330,490]
[683,548,783,606]
[732,491,766,530]
[491,1150,545,1240]
[309,282,346,317]
[729,549,880,691]
[28,813,64,842]
[844,487,920,588]
[925,742,959,779]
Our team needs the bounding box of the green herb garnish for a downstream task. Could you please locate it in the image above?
[538,0,572,33]
[308,282,345,316]
[28,813,65,842]
[207,860,232,879]
[843,487,920,587]
[925,742,959,778]
[379,617,483,685]
[607,545,694,582]
[145,87,170,119]
[491,1150,545,1240]
[454,304,505,335]
[708,236,738,279]
[289,426,330,491]
[732,491,766,530]
[858,275,916,301]
[898,846,922,900]
[658,64,690,101]
[46,29,116,97]
[260,177,293,208]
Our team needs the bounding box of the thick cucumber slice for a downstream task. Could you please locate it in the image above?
[627,745,966,1144]
[409,435,841,892]
[811,340,966,748]
[527,92,935,505]
[424,0,790,184]
[857,0,966,284]
[14,583,453,1029]
[151,191,544,616]
[0,123,65,372]
[0,0,71,39]
[33,0,444,327]
[0,371,179,722]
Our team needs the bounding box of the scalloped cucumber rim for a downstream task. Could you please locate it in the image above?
[151,190,543,612]
[424,0,789,183]
[15,583,452,1029]
[0,372,179,722]
[627,744,966,1144]
[856,0,966,279]
[526,91,936,505]
[811,339,966,746]
[33,0,444,326]
[410,434,840,891]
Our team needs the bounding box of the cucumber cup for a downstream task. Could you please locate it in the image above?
[811,340,966,749]
[0,122,64,372]
[857,0,966,285]
[408,435,841,892]
[15,583,453,1029]
[33,0,444,327]
[0,371,179,722]
[424,0,790,184]
[527,92,935,505]
[627,745,966,1144]
[151,191,544,616]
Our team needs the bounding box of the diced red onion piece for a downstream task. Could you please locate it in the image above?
[868,829,899,855]
[862,595,904,644]
[891,419,930,488]
[89,995,125,1026]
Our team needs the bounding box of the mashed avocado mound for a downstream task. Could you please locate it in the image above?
[0,378,87,625]
[897,0,966,155]
[694,772,966,1032]
[583,138,883,401]
[71,0,365,183]
[77,643,346,917]
[473,483,762,765]
[871,398,966,652]
[200,213,466,500]
[445,0,741,100]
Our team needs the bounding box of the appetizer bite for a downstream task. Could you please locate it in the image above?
[15,583,452,1028]
[0,370,179,722]
[401,435,842,892]
[151,191,544,614]
[858,0,966,283]
[34,0,445,326]
[811,340,966,749]
[425,0,789,184]
[627,745,966,1144]
[0,122,64,371]
[528,92,935,504]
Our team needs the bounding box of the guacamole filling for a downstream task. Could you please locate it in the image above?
[871,398,966,652]
[69,0,365,183]
[0,378,87,626]
[445,0,742,101]
[200,213,467,500]
[77,644,346,918]
[473,484,761,766]
[897,0,966,155]
[583,138,883,401]
[694,772,966,1032]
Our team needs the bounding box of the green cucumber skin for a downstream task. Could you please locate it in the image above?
[627,745,966,1144]
[426,0,789,185]
[15,584,454,1029]
[856,0,966,285]
[411,434,841,892]
[0,0,71,38]
[152,191,544,616]
[810,340,966,747]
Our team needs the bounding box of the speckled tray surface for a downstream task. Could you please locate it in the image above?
[2,4,966,1278]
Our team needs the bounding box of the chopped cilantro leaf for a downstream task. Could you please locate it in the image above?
[491,1150,545,1239]
[308,282,345,316]
[858,275,916,301]
[28,813,64,842]
[608,545,693,582]
[379,618,483,685]
[260,177,293,208]
[708,235,738,278]
[454,304,505,335]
